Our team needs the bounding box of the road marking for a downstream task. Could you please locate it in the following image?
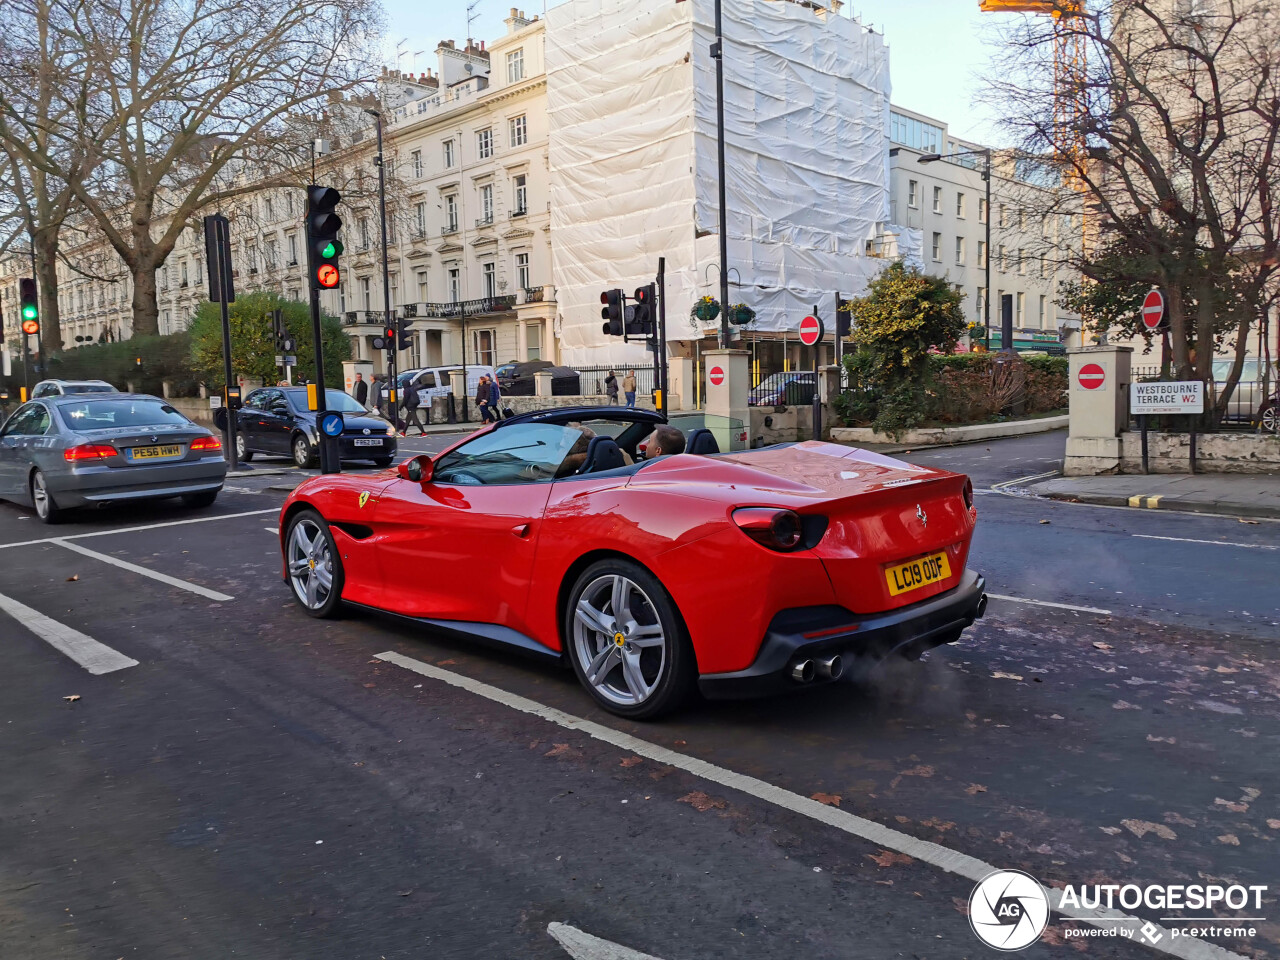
[991,469,1060,493]
[0,508,277,551]
[1146,495,1162,508]
[1128,495,1143,508]
[986,593,1112,615]
[378,651,1243,960]
[265,527,279,534]
[0,590,138,674]
[51,540,234,602]
[548,923,664,960]
[1133,534,1278,551]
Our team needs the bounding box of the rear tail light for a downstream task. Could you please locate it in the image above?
[64,443,118,462]
[190,435,222,452]
[962,478,974,510]
[733,507,804,551]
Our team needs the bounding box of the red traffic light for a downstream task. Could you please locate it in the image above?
[634,287,650,303]
[316,264,340,288]
[21,319,39,335]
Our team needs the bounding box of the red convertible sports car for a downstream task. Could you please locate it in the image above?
[278,407,986,718]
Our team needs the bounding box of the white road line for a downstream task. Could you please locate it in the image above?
[1133,534,1278,551]
[0,508,278,551]
[265,527,279,534]
[991,469,1060,492]
[986,593,1113,615]
[52,540,234,602]
[0,590,138,675]
[379,650,1241,960]
[548,923,664,960]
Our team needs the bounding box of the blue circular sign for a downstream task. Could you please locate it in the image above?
[319,412,344,437]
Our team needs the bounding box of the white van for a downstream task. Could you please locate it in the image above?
[400,365,496,406]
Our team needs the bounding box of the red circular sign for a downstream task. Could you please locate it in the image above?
[21,319,39,335]
[708,365,725,386]
[799,315,823,347]
[1078,362,1106,390]
[316,264,340,289]
[1141,289,1165,330]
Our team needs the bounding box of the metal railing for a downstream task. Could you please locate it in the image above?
[412,296,517,318]
[523,285,545,303]
[475,215,494,228]
[575,365,657,399]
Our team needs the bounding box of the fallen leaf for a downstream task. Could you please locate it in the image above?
[1266,819,1280,830]
[866,850,914,868]
[1240,787,1261,802]
[921,817,955,832]
[875,879,894,886]
[398,889,413,897]
[367,659,381,664]
[810,792,841,807]
[1099,826,1122,836]
[952,897,970,915]
[1238,518,1260,524]
[899,764,934,778]
[362,683,375,688]
[965,783,988,795]
[1092,641,1113,651]
[1146,735,1176,744]
[1214,798,1249,813]
[544,743,579,759]
[1039,519,1051,524]
[1121,819,1176,840]
[619,756,643,768]
[66,574,79,582]
[1215,666,1239,674]
[678,791,726,812]
[1218,834,1240,846]
[673,740,687,747]
[62,695,80,702]
[992,671,1023,681]
[964,710,977,722]
[1113,700,1141,710]
[895,815,912,824]
[437,659,457,666]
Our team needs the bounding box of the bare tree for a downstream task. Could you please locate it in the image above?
[987,0,1280,423]
[0,0,381,338]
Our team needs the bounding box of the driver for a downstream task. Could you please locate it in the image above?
[640,424,685,459]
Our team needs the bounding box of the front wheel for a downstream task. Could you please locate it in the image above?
[1260,402,1279,435]
[31,469,63,524]
[285,510,344,618]
[292,434,317,469]
[565,559,695,719]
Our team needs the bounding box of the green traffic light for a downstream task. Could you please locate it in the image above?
[21,304,38,320]
[321,239,343,258]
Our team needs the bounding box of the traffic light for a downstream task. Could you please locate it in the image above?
[629,284,656,337]
[19,278,38,336]
[396,315,413,351]
[306,186,343,291]
[271,309,296,353]
[835,298,853,338]
[600,288,624,336]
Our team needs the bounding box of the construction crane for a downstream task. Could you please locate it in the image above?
[979,0,1087,183]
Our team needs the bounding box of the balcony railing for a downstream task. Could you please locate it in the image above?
[343,310,385,325]
[412,296,516,319]
[510,206,528,219]
[442,224,459,236]
[475,214,494,228]
[523,285,545,303]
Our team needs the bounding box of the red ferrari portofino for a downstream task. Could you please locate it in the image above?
[279,407,986,718]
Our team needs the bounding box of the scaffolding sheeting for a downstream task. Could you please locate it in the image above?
[547,0,890,363]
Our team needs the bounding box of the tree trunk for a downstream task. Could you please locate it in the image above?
[32,227,62,356]
[131,264,159,338]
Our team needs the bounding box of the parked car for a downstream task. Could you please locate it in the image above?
[396,365,497,407]
[30,379,117,399]
[1212,358,1278,424]
[277,406,986,718]
[498,360,581,396]
[749,371,817,407]
[233,386,397,468]
[1260,387,1279,434]
[0,393,226,523]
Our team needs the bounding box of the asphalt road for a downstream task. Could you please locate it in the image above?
[1,430,1277,960]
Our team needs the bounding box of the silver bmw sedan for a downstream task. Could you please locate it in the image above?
[0,394,227,523]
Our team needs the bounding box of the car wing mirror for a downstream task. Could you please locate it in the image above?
[398,454,433,483]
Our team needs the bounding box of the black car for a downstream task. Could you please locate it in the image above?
[497,360,581,396]
[233,386,398,468]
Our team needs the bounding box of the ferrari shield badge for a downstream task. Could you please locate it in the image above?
[358,491,370,509]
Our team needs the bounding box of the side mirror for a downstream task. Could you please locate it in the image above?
[397,454,433,483]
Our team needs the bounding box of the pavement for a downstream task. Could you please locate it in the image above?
[1029,471,1280,520]
[1,429,1278,959]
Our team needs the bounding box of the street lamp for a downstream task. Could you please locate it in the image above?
[919,148,993,352]
[363,108,397,397]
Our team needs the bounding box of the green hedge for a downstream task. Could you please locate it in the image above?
[40,333,200,397]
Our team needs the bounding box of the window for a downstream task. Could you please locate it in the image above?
[889,111,944,153]
[359,216,370,250]
[181,261,189,286]
[287,233,297,264]
[473,327,496,367]
[445,195,458,233]
[339,283,345,313]
[443,139,456,168]
[1016,292,1025,323]
[1018,207,1026,230]
[931,232,942,262]
[506,48,524,84]
[286,192,294,216]
[977,239,987,267]
[516,251,530,290]
[999,203,1007,227]
[264,197,273,220]
[433,422,587,486]
[411,150,422,178]
[415,202,427,237]
[509,114,527,147]
[417,269,429,302]
[265,238,277,269]
[1039,256,1048,279]
[360,276,371,311]
[1038,294,1047,325]
[908,180,918,208]
[162,266,170,289]
[196,259,203,284]
[389,273,398,308]
[997,244,1006,272]
[448,267,460,302]
[979,197,987,223]
[932,186,942,214]
[477,128,493,159]
[482,261,496,298]
[1017,248,1026,275]
[387,214,396,245]
[513,174,528,214]
[956,192,966,218]
[162,309,171,334]
[526,320,542,361]
[287,287,299,301]
[976,287,986,318]
[954,236,965,265]
[480,183,494,224]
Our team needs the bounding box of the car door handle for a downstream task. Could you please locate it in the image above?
[511,523,532,539]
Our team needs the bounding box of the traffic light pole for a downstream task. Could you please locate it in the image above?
[366,109,399,429]
[656,257,668,419]
[712,0,730,350]
[304,188,338,475]
[208,219,239,473]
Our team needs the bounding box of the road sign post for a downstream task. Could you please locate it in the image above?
[202,214,239,473]
[1130,380,1204,474]
[800,312,825,440]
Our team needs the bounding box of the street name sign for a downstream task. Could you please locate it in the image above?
[1130,380,1203,415]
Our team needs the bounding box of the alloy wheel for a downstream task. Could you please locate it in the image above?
[32,472,50,519]
[571,574,667,707]
[288,518,334,610]
[1262,405,1279,435]
[294,437,311,468]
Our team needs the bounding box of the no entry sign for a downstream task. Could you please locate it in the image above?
[1077,362,1106,390]
[708,365,725,387]
[799,315,824,347]
[1141,289,1166,331]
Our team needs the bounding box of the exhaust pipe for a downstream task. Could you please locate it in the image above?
[815,654,844,681]
[790,659,815,683]
[976,594,988,619]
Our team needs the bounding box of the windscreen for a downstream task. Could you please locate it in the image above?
[63,383,116,394]
[58,398,192,429]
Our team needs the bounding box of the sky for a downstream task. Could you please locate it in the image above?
[380,0,1003,144]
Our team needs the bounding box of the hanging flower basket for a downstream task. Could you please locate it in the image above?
[691,296,720,323]
[728,303,756,326]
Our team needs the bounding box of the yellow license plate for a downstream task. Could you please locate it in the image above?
[131,444,182,460]
[885,551,952,596]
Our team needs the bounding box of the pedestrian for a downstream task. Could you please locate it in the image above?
[623,369,637,408]
[488,372,502,419]
[353,372,368,408]
[402,376,427,436]
[374,375,390,420]
[476,375,496,422]
[605,369,619,404]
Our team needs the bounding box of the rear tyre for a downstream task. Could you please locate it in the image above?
[234,433,254,462]
[31,469,63,524]
[181,489,219,508]
[565,558,695,719]
[372,457,394,468]
[1260,402,1279,435]
[292,433,317,469]
[285,509,344,619]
